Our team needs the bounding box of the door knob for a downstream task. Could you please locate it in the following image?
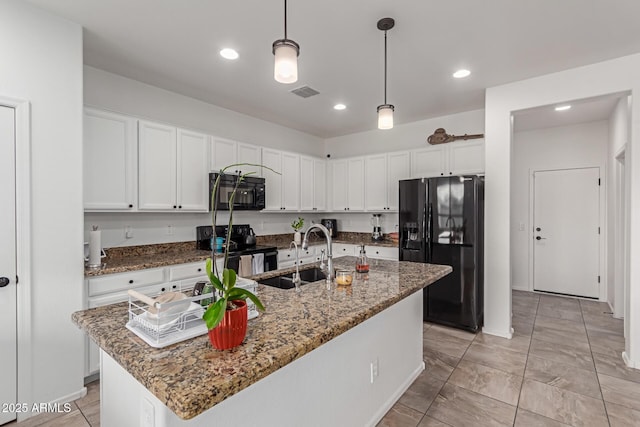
[0,277,9,287]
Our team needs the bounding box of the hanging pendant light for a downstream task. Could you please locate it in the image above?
[272,0,300,84]
[377,18,395,130]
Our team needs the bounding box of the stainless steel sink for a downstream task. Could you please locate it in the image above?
[259,267,326,290]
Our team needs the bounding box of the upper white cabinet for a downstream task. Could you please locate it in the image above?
[138,121,209,211]
[411,140,484,178]
[364,151,411,212]
[83,108,137,210]
[300,156,327,211]
[262,148,300,211]
[330,157,364,211]
[211,138,262,177]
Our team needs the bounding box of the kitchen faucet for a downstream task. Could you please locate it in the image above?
[289,241,301,292]
[302,223,334,286]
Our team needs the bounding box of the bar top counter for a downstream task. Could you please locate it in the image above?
[73,257,451,420]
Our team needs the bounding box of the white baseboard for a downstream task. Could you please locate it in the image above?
[482,326,513,339]
[51,387,87,404]
[511,284,529,291]
[622,351,639,370]
[367,361,425,427]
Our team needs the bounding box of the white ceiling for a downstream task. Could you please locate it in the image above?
[25,0,640,138]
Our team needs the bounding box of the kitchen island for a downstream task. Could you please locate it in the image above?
[73,257,451,427]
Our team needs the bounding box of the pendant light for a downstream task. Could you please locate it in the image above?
[272,0,300,84]
[377,18,395,130]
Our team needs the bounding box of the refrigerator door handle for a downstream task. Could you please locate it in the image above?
[426,202,433,261]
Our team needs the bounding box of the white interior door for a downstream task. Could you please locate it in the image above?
[533,168,600,298]
[0,105,17,424]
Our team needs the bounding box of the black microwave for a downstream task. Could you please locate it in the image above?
[209,173,265,211]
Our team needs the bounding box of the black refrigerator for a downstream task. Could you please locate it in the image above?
[398,175,484,332]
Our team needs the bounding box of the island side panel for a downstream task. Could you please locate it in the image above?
[100,291,424,427]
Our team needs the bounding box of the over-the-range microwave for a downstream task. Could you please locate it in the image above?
[209,173,265,211]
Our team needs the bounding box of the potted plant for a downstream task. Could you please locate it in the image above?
[291,217,304,245]
[202,164,269,350]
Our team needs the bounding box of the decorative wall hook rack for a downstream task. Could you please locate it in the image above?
[427,128,484,145]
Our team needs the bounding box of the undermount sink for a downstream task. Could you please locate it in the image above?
[259,267,327,290]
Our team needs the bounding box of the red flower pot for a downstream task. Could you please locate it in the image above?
[208,300,248,350]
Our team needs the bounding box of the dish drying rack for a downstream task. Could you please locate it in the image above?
[126,278,260,348]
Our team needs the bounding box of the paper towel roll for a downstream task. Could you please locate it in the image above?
[89,227,102,267]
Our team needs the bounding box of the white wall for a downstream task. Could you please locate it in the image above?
[84,66,324,157]
[0,0,84,413]
[607,97,631,316]
[511,121,608,291]
[484,53,640,366]
[324,109,484,158]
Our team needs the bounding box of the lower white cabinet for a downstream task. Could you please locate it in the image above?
[364,245,398,261]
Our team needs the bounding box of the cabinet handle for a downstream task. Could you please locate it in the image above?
[440,173,444,176]
[128,204,133,208]
[449,172,452,175]
[172,285,177,289]
[173,205,177,209]
[161,287,166,292]
[197,268,202,272]
[178,205,182,209]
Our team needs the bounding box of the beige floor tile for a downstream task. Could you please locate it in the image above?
[426,383,516,427]
[605,401,640,427]
[514,408,571,426]
[512,299,538,316]
[398,370,446,413]
[539,294,581,310]
[593,351,640,383]
[463,341,528,376]
[512,290,540,301]
[584,315,624,335]
[423,328,472,360]
[534,314,586,334]
[512,314,535,336]
[579,299,613,316]
[447,360,523,406]
[377,402,424,427]
[518,379,608,426]
[529,338,595,372]
[598,373,640,411]
[475,331,531,354]
[423,347,458,381]
[588,329,625,357]
[417,415,452,427]
[532,323,591,352]
[536,305,584,322]
[524,354,601,399]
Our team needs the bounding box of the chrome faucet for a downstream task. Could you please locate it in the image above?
[302,223,334,286]
[289,241,301,292]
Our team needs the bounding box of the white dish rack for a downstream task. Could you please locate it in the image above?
[126,277,260,348]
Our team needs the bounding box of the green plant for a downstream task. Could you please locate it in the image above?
[202,164,272,330]
[291,217,304,232]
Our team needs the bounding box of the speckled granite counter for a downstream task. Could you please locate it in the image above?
[73,257,450,420]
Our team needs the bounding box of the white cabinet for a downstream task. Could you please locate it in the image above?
[365,151,411,212]
[211,138,262,177]
[262,148,300,211]
[330,158,365,212]
[300,156,326,211]
[138,121,209,211]
[364,245,398,261]
[411,140,484,178]
[333,243,358,257]
[83,108,137,210]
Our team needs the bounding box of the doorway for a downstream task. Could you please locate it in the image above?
[0,105,17,424]
[532,167,600,298]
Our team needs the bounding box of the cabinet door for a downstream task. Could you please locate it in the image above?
[281,152,300,211]
[313,159,327,211]
[449,140,485,175]
[411,146,447,178]
[261,148,283,211]
[347,158,365,211]
[211,137,237,172]
[177,129,210,211]
[330,160,348,211]
[387,151,411,211]
[237,142,262,176]
[299,156,314,211]
[83,108,136,210]
[365,154,388,211]
[138,121,177,210]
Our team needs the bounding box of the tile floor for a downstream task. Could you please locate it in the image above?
[378,291,640,427]
[7,291,640,427]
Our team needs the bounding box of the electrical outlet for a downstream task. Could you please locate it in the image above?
[125,226,133,239]
[167,225,173,235]
[518,222,525,231]
[370,358,379,384]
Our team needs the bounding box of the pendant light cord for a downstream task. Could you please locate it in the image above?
[284,0,288,40]
[384,30,388,104]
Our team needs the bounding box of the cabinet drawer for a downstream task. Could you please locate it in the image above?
[365,245,398,260]
[278,249,295,262]
[333,243,357,257]
[168,261,207,281]
[87,268,165,297]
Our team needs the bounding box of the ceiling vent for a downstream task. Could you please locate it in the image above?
[290,85,319,98]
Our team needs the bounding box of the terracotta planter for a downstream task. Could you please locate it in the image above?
[208,300,248,350]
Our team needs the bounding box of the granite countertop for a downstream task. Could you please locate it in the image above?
[73,257,451,420]
[85,234,399,277]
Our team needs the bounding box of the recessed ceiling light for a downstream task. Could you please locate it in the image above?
[220,48,239,60]
[333,104,346,110]
[555,105,571,111]
[453,69,471,78]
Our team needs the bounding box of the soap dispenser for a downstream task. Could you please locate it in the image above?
[356,244,369,273]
